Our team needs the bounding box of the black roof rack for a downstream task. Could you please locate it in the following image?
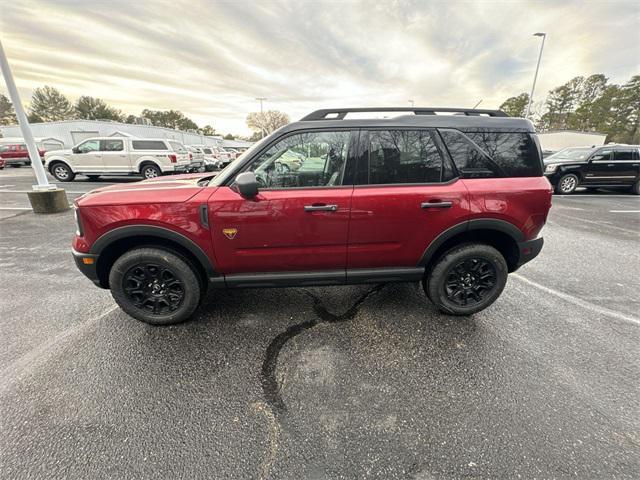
[300,107,509,121]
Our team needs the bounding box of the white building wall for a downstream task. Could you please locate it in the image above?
[538,131,607,152]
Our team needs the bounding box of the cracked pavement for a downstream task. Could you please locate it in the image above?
[0,170,639,479]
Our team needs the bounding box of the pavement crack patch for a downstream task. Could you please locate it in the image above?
[260,284,385,414]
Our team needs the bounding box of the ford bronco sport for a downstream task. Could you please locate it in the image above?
[71,107,552,325]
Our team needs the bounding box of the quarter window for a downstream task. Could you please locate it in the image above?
[247,131,351,188]
[438,129,499,177]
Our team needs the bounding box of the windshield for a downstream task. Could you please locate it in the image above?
[547,148,593,161]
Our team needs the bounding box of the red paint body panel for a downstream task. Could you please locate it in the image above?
[207,186,352,274]
[463,177,552,240]
[347,180,470,268]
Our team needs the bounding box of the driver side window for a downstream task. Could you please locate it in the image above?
[247,131,351,188]
[77,140,100,154]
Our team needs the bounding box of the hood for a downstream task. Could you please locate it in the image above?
[46,148,72,157]
[76,172,217,207]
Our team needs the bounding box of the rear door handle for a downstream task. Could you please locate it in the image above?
[304,204,338,212]
[421,201,452,209]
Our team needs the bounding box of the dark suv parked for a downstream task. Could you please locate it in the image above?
[72,107,552,325]
[544,145,640,194]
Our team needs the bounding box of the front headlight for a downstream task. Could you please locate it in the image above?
[544,164,559,173]
[73,206,84,237]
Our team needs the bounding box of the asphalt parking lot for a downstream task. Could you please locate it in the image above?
[1,168,639,479]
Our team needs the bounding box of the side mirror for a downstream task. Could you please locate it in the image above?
[234,172,259,198]
[72,147,80,154]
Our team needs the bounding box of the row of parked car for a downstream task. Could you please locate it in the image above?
[0,139,244,180]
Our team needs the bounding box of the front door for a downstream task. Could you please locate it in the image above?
[208,130,355,275]
[347,129,470,270]
[73,139,102,172]
[100,139,130,173]
[583,147,617,186]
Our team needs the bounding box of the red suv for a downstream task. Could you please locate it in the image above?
[72,108,552,325]
[0,143,46,167]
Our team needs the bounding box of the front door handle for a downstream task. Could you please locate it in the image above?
[421,201,453,209]
[304,204,338,212]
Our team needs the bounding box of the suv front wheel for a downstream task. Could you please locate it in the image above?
[109,247,202,325]
[555,173,579,194]
[424,243,508,316]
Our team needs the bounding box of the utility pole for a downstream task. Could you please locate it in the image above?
[0,39,67,212]
[525,32,546,119]
[473,99,483,109]
[255,97,267,138]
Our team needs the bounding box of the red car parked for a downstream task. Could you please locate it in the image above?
[72,107,552,325]
[0,157,5,169]
[0,143,46,167]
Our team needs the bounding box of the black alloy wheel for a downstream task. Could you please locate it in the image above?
[122,263,185,315]
[444,258,497,307]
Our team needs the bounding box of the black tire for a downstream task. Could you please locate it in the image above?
[50,162,75,182]
[631,180,640,195]
[555,173,579,194]
[9,163,21,168]
[109,247,201,325]
[424,243,508,316]
[86,175,100,181]
[141,163,161,180]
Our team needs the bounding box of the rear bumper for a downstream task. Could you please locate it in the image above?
[516,237,544,269]
[72,248,102,287]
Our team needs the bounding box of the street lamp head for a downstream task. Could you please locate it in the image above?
[533,32,546,37]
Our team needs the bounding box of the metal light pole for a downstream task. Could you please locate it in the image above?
[0,39,55,190]
[255,97,267,138]
[0,39,67,213]
[525,32,546,119]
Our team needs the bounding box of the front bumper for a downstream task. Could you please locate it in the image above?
[516,237,544,269]
[72,248,102,287]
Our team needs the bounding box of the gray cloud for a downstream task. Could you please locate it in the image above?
[1,0,639,134]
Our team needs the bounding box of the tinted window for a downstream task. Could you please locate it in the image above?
[102,139,123,152]
[247,131,350,188]
[77,139,100,153]
[0,145,8,152]
[591,149,612,161]
[440,130,541,177]
[203,148,213,154]
[439,129,499,177]
[464,132,541,176]
[131,140,167,150]
[363,130,445,184]
[613,150,634,161]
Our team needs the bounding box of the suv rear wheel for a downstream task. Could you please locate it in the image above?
[109,247,201,325]
[424,243,508,316]
[141,163,161,179]
[631,180,640,195]
[50,162,75,182]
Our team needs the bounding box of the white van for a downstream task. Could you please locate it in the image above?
[44,137,190,181]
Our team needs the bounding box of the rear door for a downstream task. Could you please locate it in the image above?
[208,129,355,275]
[100,139,130,172]
[346,129,469,273]
[610,148,640,185]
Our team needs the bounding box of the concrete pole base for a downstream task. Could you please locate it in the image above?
[27,189,69,214]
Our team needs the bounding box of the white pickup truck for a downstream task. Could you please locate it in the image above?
[44,137,191,181]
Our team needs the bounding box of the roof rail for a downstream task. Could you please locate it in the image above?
[300,107,509,121]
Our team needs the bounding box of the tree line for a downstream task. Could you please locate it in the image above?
[500,74,639,144]
[0,85,235,138]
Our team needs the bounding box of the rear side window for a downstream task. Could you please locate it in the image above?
[363,129,448,185]
[131,140,167,150]
[439,129,542,177]
[613,150,636,161]
[102,139,123,152]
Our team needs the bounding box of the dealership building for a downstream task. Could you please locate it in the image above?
[0,119,253,151]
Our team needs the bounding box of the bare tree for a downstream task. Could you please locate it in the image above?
[246,110,290,137]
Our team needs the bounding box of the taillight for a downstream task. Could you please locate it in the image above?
[189,153,193,160]
[168,154,177,163]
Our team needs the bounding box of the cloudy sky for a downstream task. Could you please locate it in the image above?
[1,0,639,135]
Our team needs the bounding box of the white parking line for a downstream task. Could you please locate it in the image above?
[513,274,640,326]
[609,210,640,213]
[0,207,32,210]
[0,190,88,194]
[0,185,16,188]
